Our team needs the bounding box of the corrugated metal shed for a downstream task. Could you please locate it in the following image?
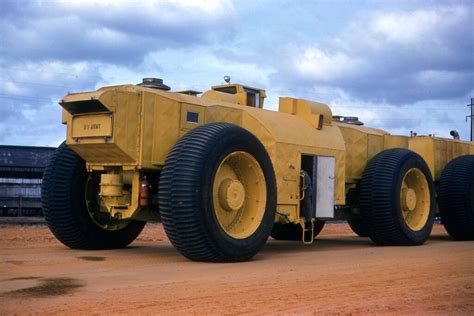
[0,145,56,215]
[0,145,56,178]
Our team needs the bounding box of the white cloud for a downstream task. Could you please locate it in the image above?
[327,93,469,140]
[96,48,276,93]
[370,10,440,45]
[21,108,37,122]
[294,47,366,82]
[289,4,473,104]
[1,81,27,95]
[0,0,472,145]
[0,0,237,64]
[0,60,103,146]
[414,70,464,86]
[62,0,233,19]
[369,6,468,46]
[0,61,100,97]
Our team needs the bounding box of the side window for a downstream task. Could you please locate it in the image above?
[214,86,237,94]
[245,89,260,107]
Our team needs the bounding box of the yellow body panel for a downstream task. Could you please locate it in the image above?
[59,82,474,224]
[338,125,473,183]
[409,136,473,181]
[337,123,388,182]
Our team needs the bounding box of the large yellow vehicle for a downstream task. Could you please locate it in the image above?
[42,77,474,262]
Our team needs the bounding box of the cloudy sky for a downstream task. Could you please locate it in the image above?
[0,0,473,146]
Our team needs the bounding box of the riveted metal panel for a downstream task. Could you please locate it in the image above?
[384,135,409,149]
[409,136,473,181]
[367,135,384,161]
[181,103,206,130]
[339,126,367,181]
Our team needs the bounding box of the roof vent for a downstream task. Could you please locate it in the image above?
[137,78,170,91]
[450,130,460,140]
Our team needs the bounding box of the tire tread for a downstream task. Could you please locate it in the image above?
[439,155,474,240]
[359,148,435,246]
[42,143,145,249]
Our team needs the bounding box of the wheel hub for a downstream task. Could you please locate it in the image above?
[403,188,417,211]
[212,151,267,239]
[219,179,246,211]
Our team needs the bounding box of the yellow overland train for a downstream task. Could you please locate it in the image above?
[41,78,474,262]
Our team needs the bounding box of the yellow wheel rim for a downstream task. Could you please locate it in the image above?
[212,151,267,239]
[400,168,430,231]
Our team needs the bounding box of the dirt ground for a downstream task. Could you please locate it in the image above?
[0,220,472,315]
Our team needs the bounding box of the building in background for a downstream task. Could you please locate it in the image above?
[0,145,56,216]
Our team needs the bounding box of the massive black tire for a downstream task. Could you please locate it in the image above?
[158,123,277,262]
[347,215,369,237]
[271,221,325,241]
[345,188,369,237]
[438,155,474,240]
[41,143,146,249]
[360,148,435,246]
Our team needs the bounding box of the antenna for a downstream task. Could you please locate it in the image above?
[467,98,474,142]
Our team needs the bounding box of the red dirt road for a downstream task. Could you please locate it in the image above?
[0,221,472,314]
